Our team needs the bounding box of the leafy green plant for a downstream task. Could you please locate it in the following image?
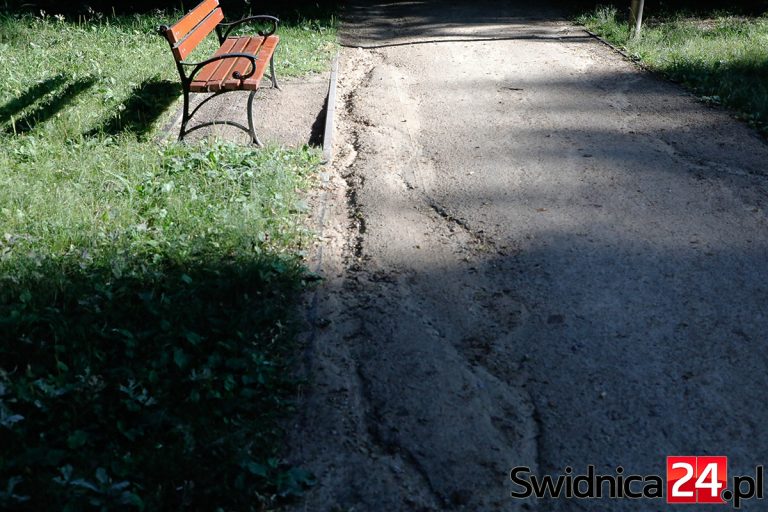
[0,143,319,511]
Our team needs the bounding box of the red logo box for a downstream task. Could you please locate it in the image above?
[667,456,727,504]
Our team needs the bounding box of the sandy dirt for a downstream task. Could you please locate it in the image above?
[289,1,768,511]
[164,74,328,147]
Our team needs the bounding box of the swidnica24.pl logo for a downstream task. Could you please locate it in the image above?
[510,456,764,508]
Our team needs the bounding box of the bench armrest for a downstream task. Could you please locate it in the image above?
[180,52,259,82]
[217,15,279,41]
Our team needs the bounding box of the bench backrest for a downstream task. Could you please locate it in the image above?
[161,0,224,61]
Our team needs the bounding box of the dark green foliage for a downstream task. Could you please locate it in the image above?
[0,0,341,20]
[1,260,301,510]
[559,0,768,17]
[0,144,318,511]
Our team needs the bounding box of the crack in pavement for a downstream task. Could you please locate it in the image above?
[354,357,447,509]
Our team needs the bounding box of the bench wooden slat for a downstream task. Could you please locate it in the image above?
[189,36,238,91]
[225,36,279,91]
[219,37,267,90]
[205,36,252,91]
[172,7,224,61]
[168,0,220,44]
[160,3,280,144]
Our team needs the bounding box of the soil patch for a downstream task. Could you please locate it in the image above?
[163,74,329,147]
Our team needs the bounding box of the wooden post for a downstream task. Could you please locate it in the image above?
[630,0,645,38]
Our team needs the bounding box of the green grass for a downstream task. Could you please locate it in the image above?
[577,6,768,133]
[272,18,339,76]
[0,11,337,140]
[0,9,336,511]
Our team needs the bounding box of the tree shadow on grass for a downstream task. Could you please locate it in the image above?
[662,59,768,132]
[87,79,181,140]
[0,78,180,139]
[1,76,96,135]
[0,74,69,123]
[0,251,310,510]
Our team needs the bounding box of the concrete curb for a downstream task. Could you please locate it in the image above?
[582,28,633,60]
[300,52,342,394]
[322,52,340,165]
[581,27,657,76]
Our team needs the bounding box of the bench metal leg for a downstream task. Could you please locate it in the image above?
[269,55,280,90]
[177,88,262,146]
[247,90,263,146]
[179,88,191,141]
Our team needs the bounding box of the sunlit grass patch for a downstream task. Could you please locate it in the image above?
[577,6,768,133]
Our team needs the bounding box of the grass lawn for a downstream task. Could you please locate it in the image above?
[0,8,336,511]
[577,7,768,134]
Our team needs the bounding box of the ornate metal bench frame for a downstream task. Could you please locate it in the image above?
[158,1,280,145]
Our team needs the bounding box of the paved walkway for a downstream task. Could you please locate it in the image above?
[289,2,768,510]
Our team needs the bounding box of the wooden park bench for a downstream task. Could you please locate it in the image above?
[158,0,280,145]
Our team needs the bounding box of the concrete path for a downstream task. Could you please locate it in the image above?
[290,1,768,510]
